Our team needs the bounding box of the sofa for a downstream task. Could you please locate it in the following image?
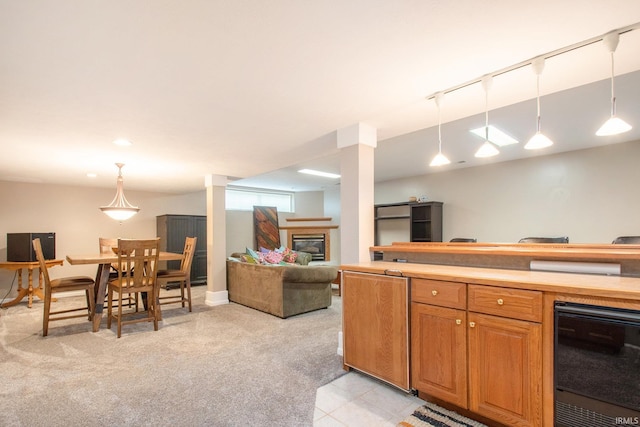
[226,254,338,318]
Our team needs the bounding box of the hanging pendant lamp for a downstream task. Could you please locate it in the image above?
[596,32,632,136]
[100,163,140,221]
[475,76,500,158]
[429,93,451,166]
[525,57,553,150]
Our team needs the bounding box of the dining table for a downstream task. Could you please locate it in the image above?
[66,251,184,332]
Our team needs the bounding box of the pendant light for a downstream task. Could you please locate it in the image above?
[474,76,499,158]
[100,163,140,221]
[525,57,553,150]
[429,93,451,166]
[596,32,632,136]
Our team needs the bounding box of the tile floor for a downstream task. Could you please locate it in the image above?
[313,370,425,426]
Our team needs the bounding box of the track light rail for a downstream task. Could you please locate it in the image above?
[425,21,640,101]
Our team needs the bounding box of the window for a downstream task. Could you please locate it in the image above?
[225,188,294,212]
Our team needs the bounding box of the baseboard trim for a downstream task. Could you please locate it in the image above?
[205,290,229,306]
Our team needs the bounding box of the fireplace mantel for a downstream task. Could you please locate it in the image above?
[279,225,339,230]
[284,217,332,222]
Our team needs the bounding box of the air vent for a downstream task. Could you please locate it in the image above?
[556,401,616,427]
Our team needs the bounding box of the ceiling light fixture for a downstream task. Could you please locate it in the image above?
[113,138,132,146]
[596,32,632,136]
[474,76,499,158]
[100,163,140,221]
[298,169,340,179]
[524,57,554,150]
[429,93,451,167]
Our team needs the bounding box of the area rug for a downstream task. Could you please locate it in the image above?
[398,401,487,427]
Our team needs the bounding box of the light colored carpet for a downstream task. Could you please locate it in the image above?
[0,286,345,426]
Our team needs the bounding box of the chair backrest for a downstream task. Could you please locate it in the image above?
[450,238,477,243]
[32,238,52,286]
[180,237,197,274]
[518,236,569,243]
[115,238,160,290]
[99,237,118,254]
[612,236,640,244]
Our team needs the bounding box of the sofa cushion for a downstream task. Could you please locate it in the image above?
[281,264,337,283]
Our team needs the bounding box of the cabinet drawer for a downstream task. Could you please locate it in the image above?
[412,278,466,309]
[468,285,542,322]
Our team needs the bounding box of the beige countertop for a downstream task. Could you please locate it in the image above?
[340,261,640,302]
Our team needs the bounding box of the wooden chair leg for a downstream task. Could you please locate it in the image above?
[107,288,113,329]
[117,291,123,338]
[186,278,192,312]
[151,295,158,331]
[43,287,52,337]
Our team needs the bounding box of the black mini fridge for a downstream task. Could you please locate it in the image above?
[7,232,56,261]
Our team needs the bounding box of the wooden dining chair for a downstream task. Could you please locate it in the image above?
[107,238,160,338]
[518,236,569,243]
[32,238,96,337]
[612,236,640,244]
[157,236,196,312]
[99,237,137,310]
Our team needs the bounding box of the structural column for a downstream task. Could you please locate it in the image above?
[204,174,229,306]
[338,123,377,264]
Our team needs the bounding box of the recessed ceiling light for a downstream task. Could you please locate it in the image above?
[87,173,97,178]
[113,138,132,146]
[470,125,518,147]
[298,169,341,179]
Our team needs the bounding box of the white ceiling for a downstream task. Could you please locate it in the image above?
[1,1,640,194]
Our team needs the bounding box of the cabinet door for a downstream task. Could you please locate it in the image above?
[191,216,207,283]
[468,312,542,427]
[343,272,409,390]
[411,303,467,408]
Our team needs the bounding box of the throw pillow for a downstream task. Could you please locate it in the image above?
[263,250,284,264]
[246,247,264,264]
[280,247,298,263]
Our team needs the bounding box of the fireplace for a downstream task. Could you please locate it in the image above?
[282,222,337,262]
[292,234,326,261]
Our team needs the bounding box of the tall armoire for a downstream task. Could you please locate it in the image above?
[156,214,207,286]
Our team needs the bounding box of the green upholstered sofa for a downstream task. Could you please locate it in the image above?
[226,256,337,318]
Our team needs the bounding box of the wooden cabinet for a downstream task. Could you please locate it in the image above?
[467,285,543,427]
[411,278,467,407]
[411,281,543,427]
[342,271,410,390]
[411,303,468,407]
[156,214,207,285]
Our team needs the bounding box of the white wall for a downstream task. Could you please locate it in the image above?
[0,181,206,298]
[0,182,329,299]
[224,191,325,255]
[375,139,640,244]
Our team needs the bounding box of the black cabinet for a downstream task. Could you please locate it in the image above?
[410,202,443,242]
[374,201,443,247]
[156,215,207,285]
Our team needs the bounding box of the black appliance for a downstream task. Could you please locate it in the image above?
[555,302,640,426]
[7,232,56,261]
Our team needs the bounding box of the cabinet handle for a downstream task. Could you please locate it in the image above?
[431,290,438,296]
[456,319,462,325]
[497,298,504,305]
[469,321,476,328]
